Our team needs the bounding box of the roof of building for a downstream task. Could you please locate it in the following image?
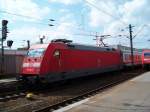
[0,49,27,55]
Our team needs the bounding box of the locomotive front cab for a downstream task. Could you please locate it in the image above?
[22,45,48,77]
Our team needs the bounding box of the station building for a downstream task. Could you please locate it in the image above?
[0,49,27,76]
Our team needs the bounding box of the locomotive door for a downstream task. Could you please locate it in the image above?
[53,49,62,72]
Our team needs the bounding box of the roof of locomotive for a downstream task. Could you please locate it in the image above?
[143,49,150,52]
[29,43,49,49]
[29,39,118,52]
[66,43,118,52]
[50,39,118,52]
[142,49,150,54]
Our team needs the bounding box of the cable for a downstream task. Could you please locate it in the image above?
[0,10,40,20]
[0,10,88,36]
[84,0,127,25]
[0,10,54,26]
[133,24,147,38]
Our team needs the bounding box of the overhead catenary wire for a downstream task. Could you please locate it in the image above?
[0,10,55,26]
[133,24,147,39]
[0,3,126,34]
[0,10,90,42]
[0,10,90,34]
[133,24,150,41]
[0,10,41,20]
[84,0,127,25]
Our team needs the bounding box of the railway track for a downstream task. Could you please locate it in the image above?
[0,76,71,102]
[33,69,144,112]
[0,80,26,102]
[0,68,145,112]
[0,82,61,102]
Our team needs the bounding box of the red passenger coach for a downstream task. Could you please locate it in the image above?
[111,45,142,66]
[20,39,122,83]
[112,45,142,67]
[142,50,150,69]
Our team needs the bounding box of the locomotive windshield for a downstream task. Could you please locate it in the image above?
[144,53,150,58]
[27,48,45,57]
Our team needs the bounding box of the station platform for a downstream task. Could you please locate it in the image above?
[55,71,150,112]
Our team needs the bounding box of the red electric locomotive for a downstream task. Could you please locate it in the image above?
[20,39,122,83]
[142,50,150,69]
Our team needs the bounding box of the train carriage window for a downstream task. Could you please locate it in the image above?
[124,54,128,60]
[53,50,60,58]
[144,53,150,58]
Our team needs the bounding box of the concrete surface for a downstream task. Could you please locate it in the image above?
[58,71,150,112]
[0,78,16,84]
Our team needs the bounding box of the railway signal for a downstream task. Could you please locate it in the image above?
[7,40,13,48]
[1,20,9,73]
[2,20,8,40]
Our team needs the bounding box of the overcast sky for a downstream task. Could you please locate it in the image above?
[0,0,150,49]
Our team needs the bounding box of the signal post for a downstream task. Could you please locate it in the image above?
[1,20,8,73]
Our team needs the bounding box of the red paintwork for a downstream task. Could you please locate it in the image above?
[142,50,150,65]
[21,42,122,77]
[22,57,42,75]
[22,44,49,76]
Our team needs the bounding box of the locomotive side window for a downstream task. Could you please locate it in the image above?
[53,50,60,58]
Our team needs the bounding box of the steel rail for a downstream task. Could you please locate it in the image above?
[33,72,140,112]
